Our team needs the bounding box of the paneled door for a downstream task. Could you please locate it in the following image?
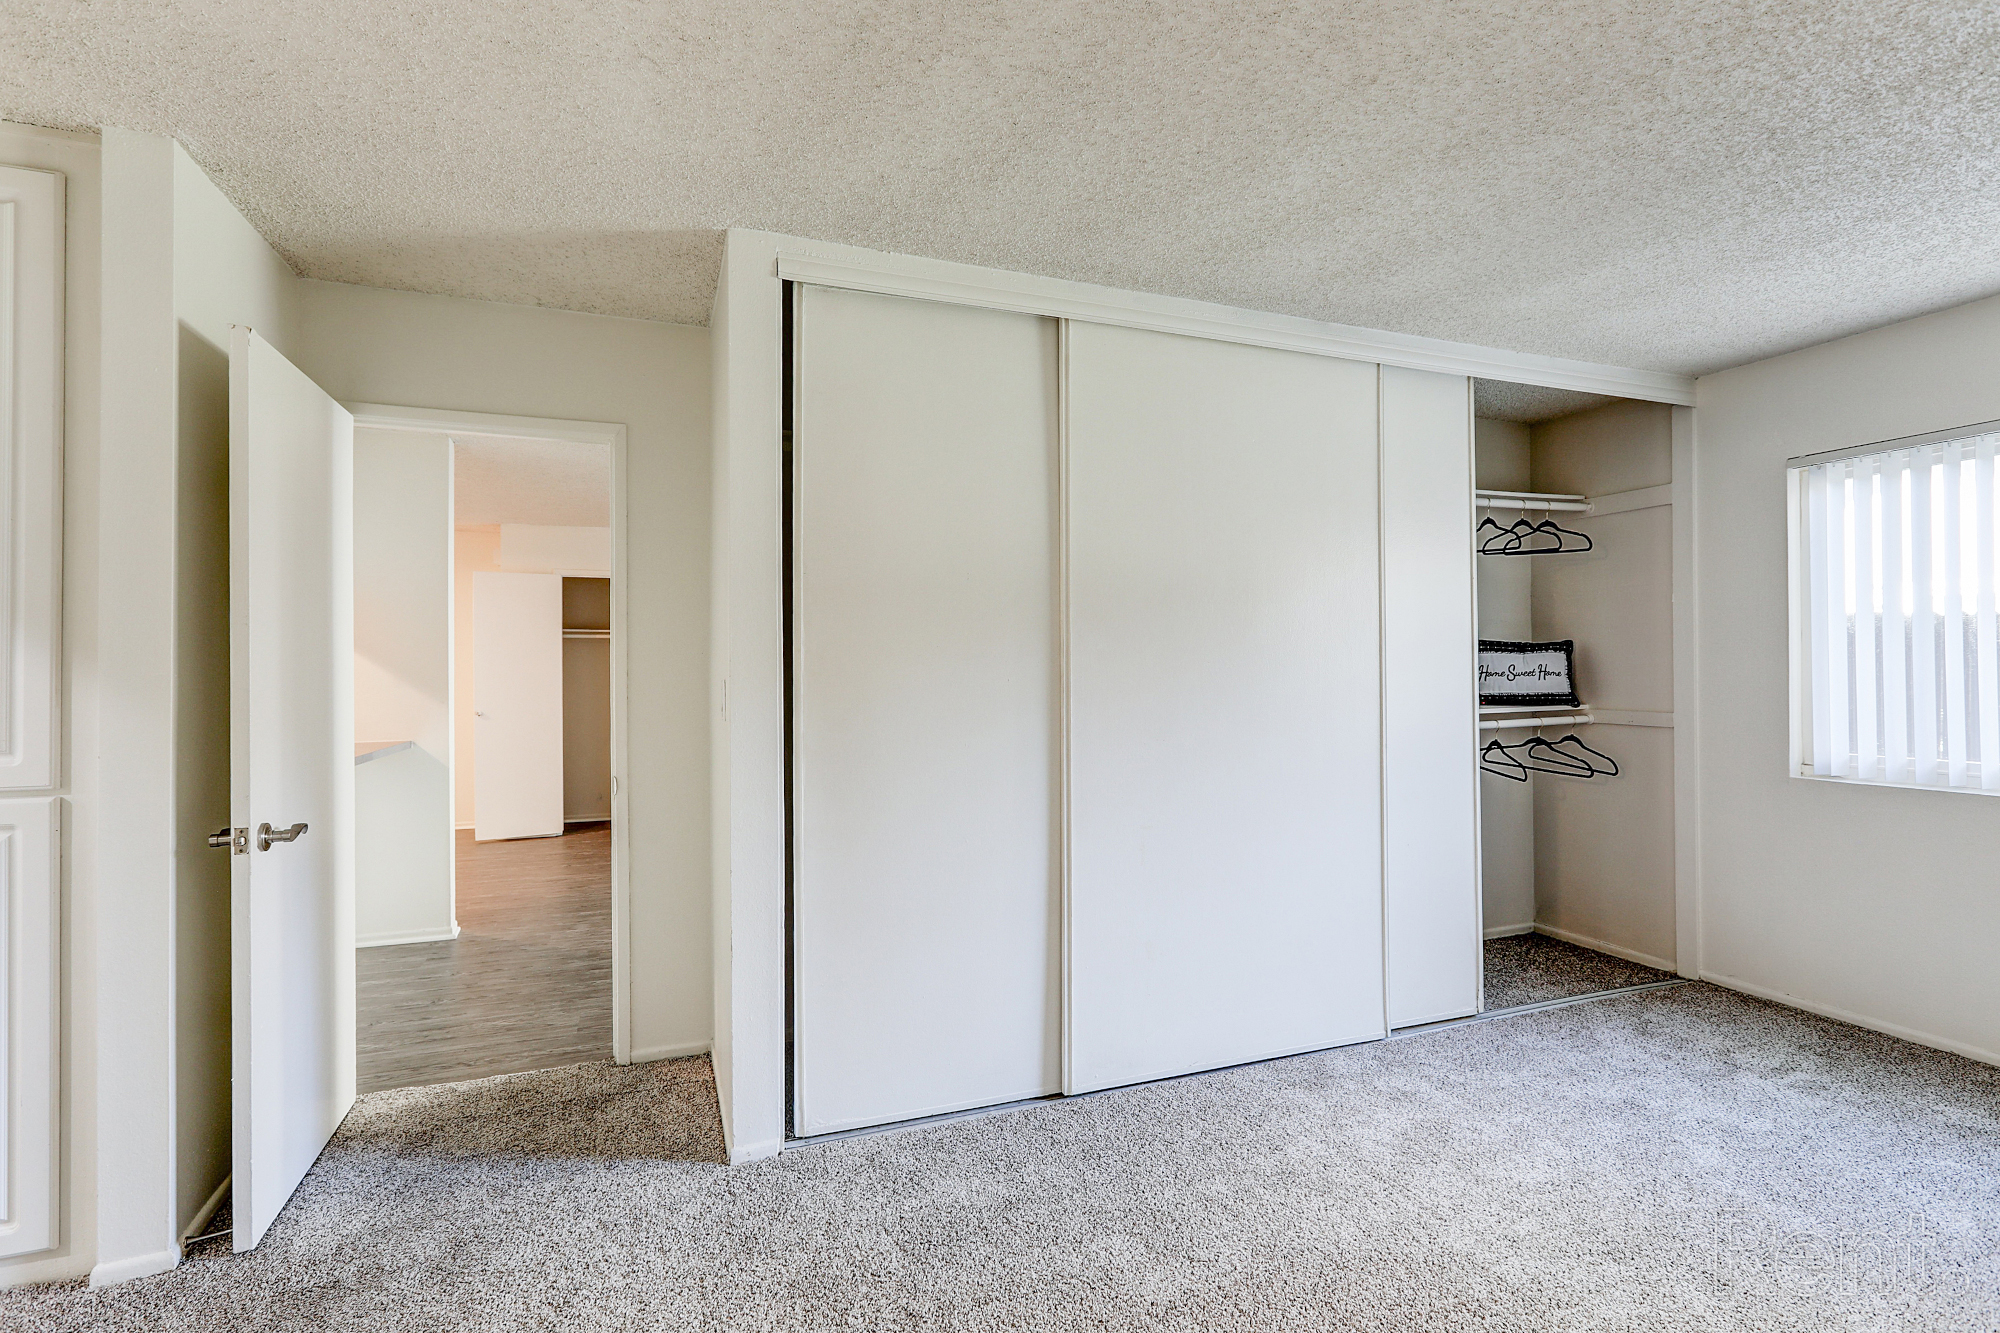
[472,571,565,841]
[790,285,1061,1135]
[1064,323,1384,1094]
[0,162,62,1258]
[229,327,355,1251]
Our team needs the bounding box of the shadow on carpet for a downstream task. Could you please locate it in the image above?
[1482,931,1674,1010]
[344,1055,727,1163]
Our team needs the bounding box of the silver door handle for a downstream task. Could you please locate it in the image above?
[257,821,308,851]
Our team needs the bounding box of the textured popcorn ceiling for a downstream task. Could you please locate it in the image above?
[1472,381,1617,424]
[6,1,1999,375]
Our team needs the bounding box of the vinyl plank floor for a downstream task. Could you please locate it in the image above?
[357,824,612,1094]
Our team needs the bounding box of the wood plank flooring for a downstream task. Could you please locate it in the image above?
[357,824,612,1094]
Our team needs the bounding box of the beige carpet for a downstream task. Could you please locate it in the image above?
[9,986,2000,1331]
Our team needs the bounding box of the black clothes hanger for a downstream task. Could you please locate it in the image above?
[1479,738,1529,782]
[1490,516,1544,554]
[1521,516,1593,554]
[1543,730,1619,777]
[1481,727,1619,781]
[1516,734,1595,777]
[1477,505,1594,556]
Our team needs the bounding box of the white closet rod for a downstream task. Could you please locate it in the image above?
[1478,713,1593,731]
[1476,488,1592,513]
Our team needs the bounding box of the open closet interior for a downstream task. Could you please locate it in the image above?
[1470,388,1682,1011]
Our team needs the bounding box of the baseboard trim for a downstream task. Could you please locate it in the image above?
[356,923,460,948]
[628,1040,710,1064]
[1483,922,1535,939]
[179,1174,231,1250]
[1532,923,1675,973]
[728,1137,783,1165]
[89,1248,179,1287]
[1700,970,2000,1069]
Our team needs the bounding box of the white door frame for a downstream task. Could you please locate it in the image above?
[344,402,634,1065]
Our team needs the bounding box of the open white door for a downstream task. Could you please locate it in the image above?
[472,571,564,840]
[229,327,356,1252]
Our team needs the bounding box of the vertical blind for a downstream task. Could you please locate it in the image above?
[1800,432,2000,788]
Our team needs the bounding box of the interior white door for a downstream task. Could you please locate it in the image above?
[229,327,355,1251]
[472,571,564,840]
[791,285,1060,1135]
[1064,323,1384,1095]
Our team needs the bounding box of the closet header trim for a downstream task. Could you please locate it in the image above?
[775,252,1695,406]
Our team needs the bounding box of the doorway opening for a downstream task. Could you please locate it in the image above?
[349,407,627,1095]
[1466,380,1686,1016]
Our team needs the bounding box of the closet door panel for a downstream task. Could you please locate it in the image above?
[792,286,1059,1135]
[1065,323,1382,1095]
[1381,366,1481,1027]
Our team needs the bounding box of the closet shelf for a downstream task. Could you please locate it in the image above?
[1476,488,1591,513]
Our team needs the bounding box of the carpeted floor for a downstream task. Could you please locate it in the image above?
[1483,932,1676,1011]
[9,985,1999,1331]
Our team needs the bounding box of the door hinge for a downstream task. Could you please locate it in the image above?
[208,826,250,855]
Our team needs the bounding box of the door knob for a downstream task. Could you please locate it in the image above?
[257,821,308,852]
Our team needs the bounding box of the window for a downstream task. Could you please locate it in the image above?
[1792,426,2000,790]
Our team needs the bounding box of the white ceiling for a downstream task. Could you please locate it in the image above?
[7,2,1998,376]
[451,434,610,528]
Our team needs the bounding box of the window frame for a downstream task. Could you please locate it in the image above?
[1788,416,2000,796]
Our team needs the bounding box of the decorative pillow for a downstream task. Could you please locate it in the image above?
[1477,639,1580,708]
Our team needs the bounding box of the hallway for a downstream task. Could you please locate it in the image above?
[356,825,612,1094]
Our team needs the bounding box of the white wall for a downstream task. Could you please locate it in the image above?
[452,526,501,827]
[709,231,789,1163]
[1474,419,1535,935]
[0,120,102,1290]
[499,523,609,574]
[295,281,713,1064]
[354,427,455,945]
[1696,291,2000,1063]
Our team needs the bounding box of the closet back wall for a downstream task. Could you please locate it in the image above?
[1528,401,1676,968]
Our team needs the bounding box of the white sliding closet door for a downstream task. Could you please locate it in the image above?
[791,285,1060,1135]
[1381,366,1481,1027]
[1064,323,1383,1095]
